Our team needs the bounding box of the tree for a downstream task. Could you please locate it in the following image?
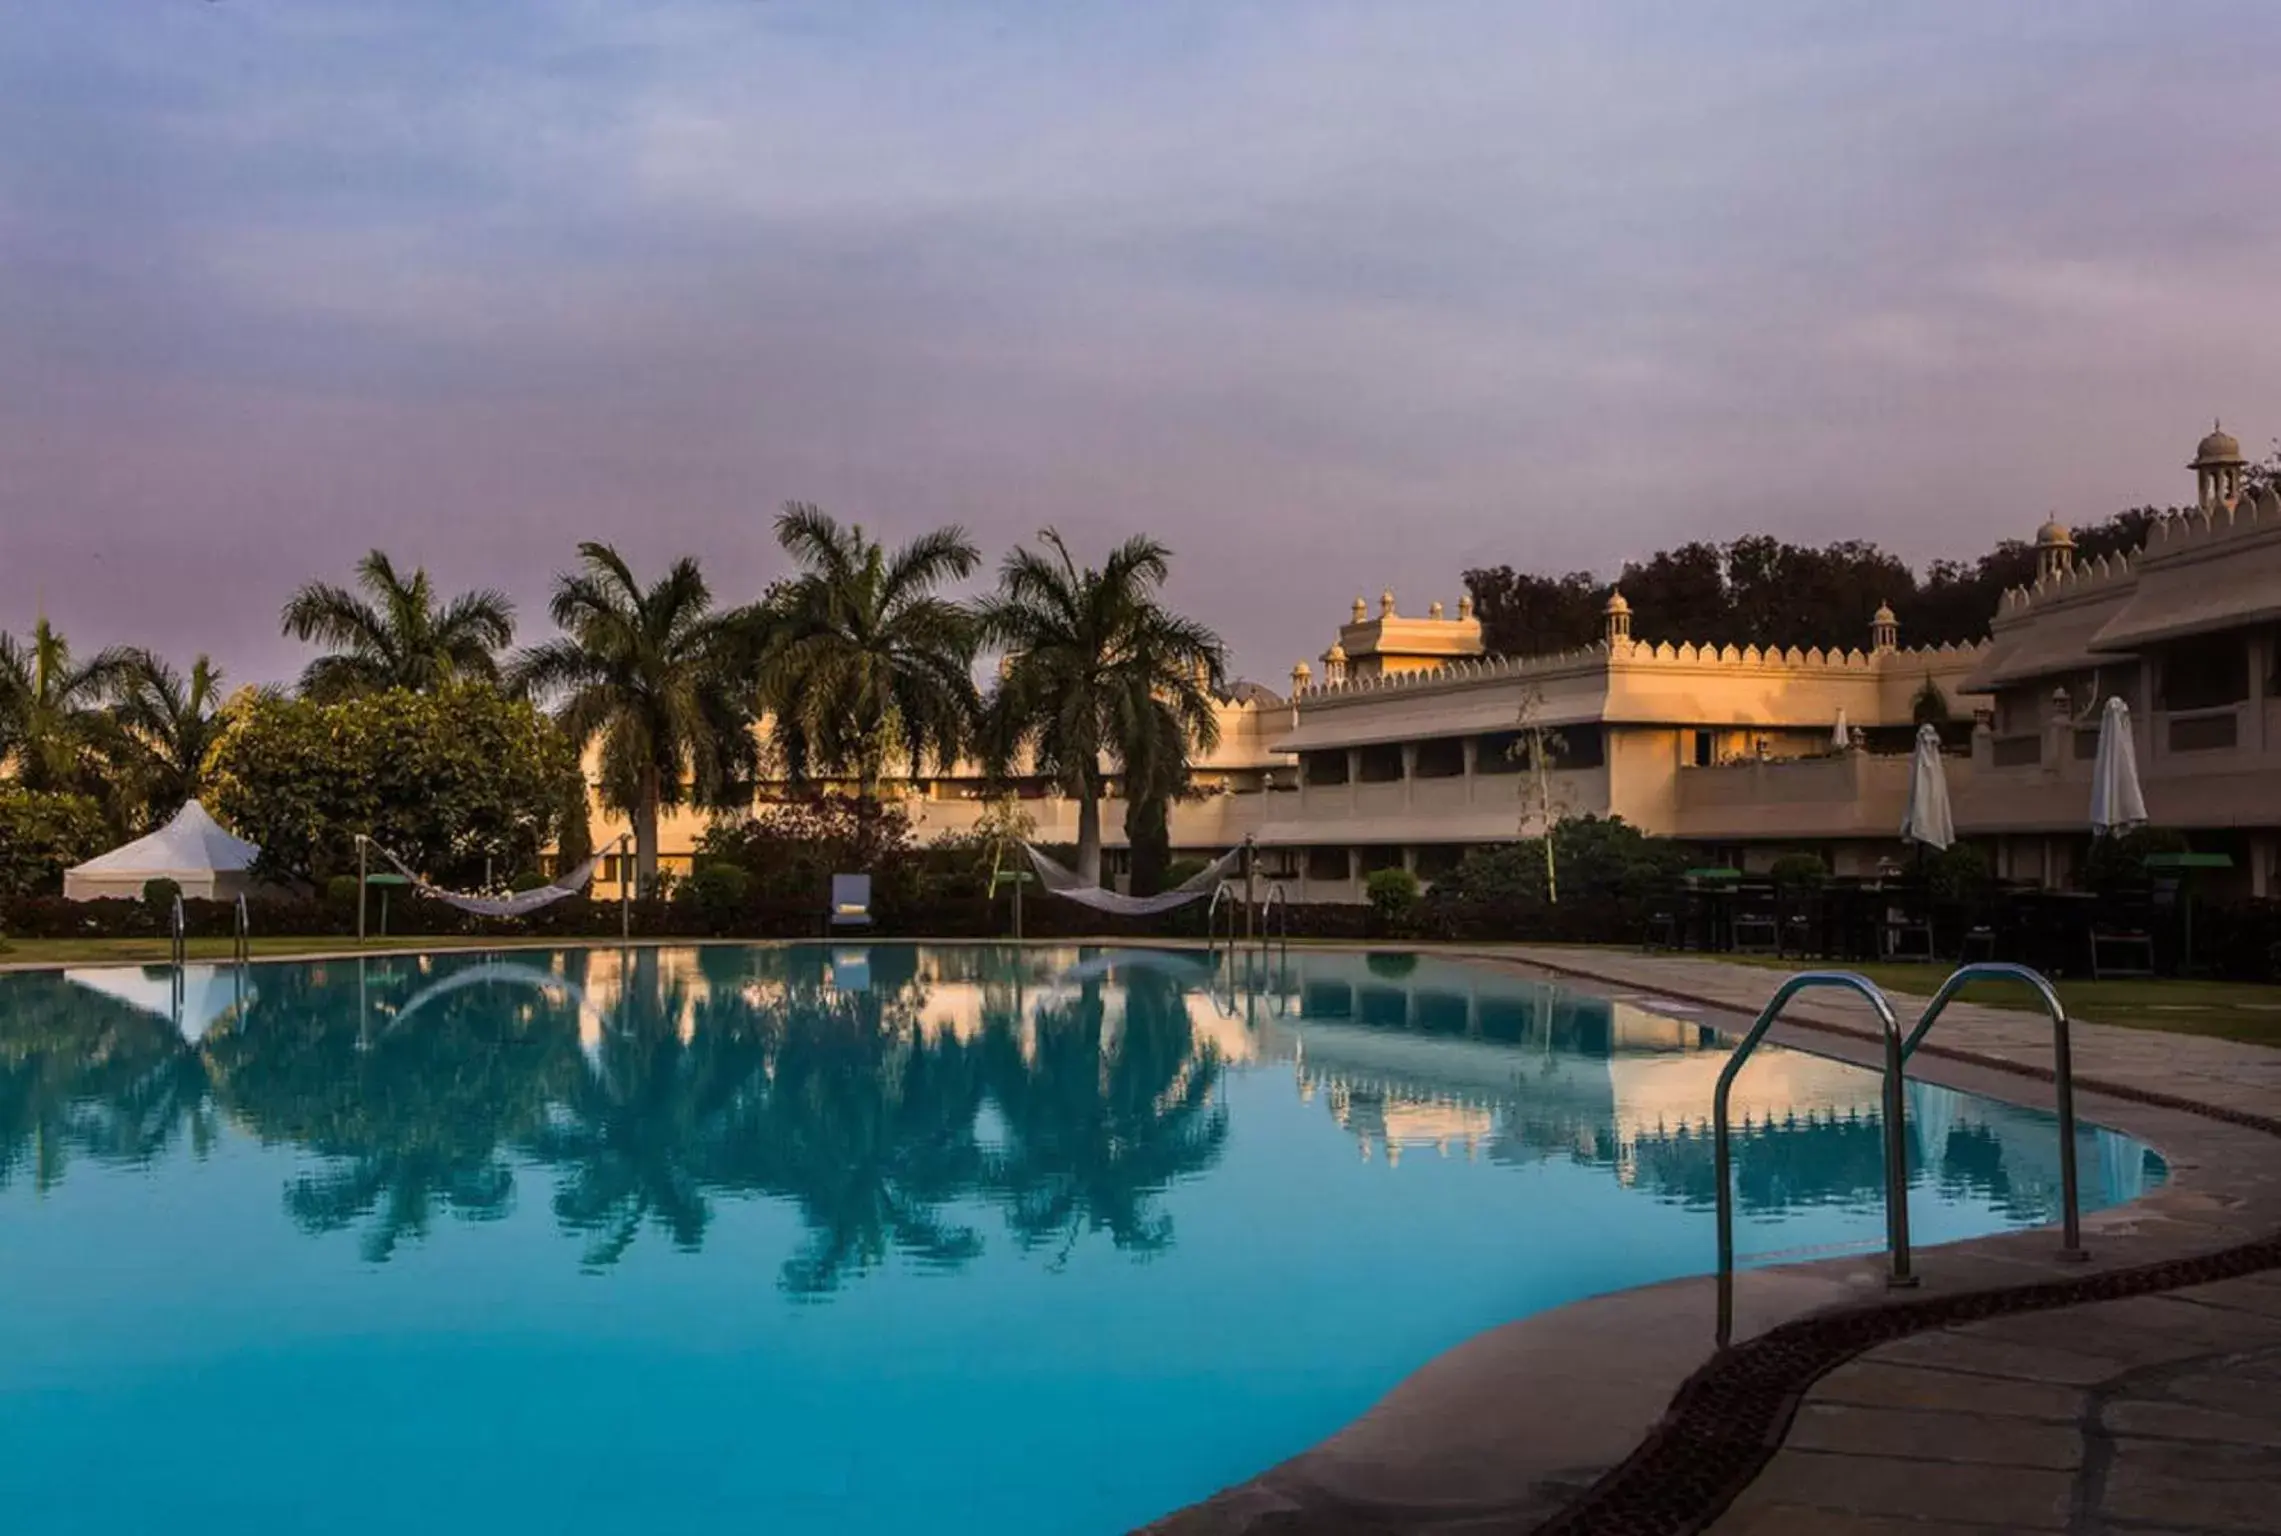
[107,650,228,824]
[510,543,758,894]
[0,787,110,900]
[1460,567,1603,658]
[203,684,578,884]
[0,619,132,797]
[280,550,516,700]
[758,504,981,798]
[977,530,1226,887]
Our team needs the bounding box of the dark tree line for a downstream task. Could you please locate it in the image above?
[1463,510,2171,658]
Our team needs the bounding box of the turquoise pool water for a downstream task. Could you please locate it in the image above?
[0,945,2160,1533]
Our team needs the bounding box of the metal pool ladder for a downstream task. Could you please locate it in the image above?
[1206,881,1239,954]
[233,893,252,969]
[1903,961,2084,1262]
[1714,960,2088,1348]
[1715,970,1913,1348]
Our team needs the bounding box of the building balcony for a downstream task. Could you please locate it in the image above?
[1668,751,1917,841]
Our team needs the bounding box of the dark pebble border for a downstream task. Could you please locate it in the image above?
[1516,960,2281,1536]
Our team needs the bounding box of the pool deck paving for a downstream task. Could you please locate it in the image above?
[1147,945,2281,1536]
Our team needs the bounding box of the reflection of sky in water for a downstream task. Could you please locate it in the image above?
[0,946,2163,1535]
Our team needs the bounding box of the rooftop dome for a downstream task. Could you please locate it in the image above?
[1324,641,1348,663]
[2194,421,2244,465]
[1872,601,1897,625]
[2035,516,2074,547]
[1603,589,1631,615]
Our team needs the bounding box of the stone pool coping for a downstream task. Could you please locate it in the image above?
[1140,948,2281,1535]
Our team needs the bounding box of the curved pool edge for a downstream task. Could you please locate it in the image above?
[1137,951,2281,1536]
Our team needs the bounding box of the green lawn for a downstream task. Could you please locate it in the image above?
[0,934,570,969]
[1708,952,2281,1047]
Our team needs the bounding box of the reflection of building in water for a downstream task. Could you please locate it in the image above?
[1254,952,2123,1220]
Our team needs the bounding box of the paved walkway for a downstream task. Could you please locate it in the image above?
[1491,945,2281,1123]
[1711,1275,2281,1535]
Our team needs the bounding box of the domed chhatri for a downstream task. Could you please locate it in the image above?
[2194,420,2244,466]
[1602,588,1632,643]
[2035,515,2076,580]
[1870,601,1899,652]
[2192,419,2249,509]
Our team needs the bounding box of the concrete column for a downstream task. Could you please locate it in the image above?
[1401,742,1418,808]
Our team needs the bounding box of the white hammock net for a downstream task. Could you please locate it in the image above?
[369,842,604,918]
[1021,843,1245,917]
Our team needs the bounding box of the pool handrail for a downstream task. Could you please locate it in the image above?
[1715,969,1913,1349]
[1901,961,2084,1262]
[233,892,252,969]
[169,894,187,972]
[1259,882,1290,952]
[1205,881,1239,955]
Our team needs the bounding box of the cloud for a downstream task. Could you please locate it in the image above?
[3,0,2280,685]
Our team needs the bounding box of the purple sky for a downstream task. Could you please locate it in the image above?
[4,1,2279,688]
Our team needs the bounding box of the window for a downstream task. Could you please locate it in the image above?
[1356,744,1405,782]
[1552,725,1605,770]
[1692,730,1714,768]
[1413,737,1467,778]
[1358,846,1406,874]
[2159,634,2249,712]
[1475,731,1525,774]
[1306,846,1350,882]
[1414,844,1466,880]
[1303,750,1349,787]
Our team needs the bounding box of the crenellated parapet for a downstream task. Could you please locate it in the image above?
[1996,482,2281,621]
[1290,634,1986,701]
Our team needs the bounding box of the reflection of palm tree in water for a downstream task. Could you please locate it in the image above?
[0,974,215,1193]
[704,976,988,1297]
[525,949,766,1269]
[205,958,584,1262]
[982,966,1228,1264]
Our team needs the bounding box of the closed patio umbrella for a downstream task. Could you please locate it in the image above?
[2090,696,2148,837]
[1899,723,1954,850]
[1832,708,1851,751]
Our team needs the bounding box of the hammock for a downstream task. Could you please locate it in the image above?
[1021,843,1245,917]
[367,841,605,918]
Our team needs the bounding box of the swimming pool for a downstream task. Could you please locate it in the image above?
[0,945,2160,1533]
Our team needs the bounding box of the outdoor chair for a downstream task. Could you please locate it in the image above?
[1875,881,1936,963]
[828,873,874,935]
[1729,880,1780,954]
[1641,883,1683,951]
[2090,886,2158,979]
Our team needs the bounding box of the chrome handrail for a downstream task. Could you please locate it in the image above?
[1716,970,1912,1348]
[169,894,187,972]
[1903,961,2084,1262]
[1205,881,1239,955]
[1259,881,1289,951]
[233,892,252,969]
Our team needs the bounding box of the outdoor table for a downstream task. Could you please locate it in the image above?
[1682,868,1741,950]
[2144,851,2234,976]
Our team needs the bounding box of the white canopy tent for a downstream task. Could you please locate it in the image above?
[64,965,252,1044]
[63,801,261,902]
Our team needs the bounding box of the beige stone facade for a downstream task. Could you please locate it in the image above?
[1957,472,2281,897]
[586,426,2281,905]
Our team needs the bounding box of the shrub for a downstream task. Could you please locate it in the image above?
[2082,826,2192,895]
[1924,842,1994,905]
[142,878,183,916]
[1364,867,1421,927]
[677,863,754,935]
[1163,856,1208,890]
[1768,852,1827,890]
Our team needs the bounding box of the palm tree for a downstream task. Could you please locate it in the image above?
[760,504,981,798]
[976,530,1227,886]
[0,618,133,795]
[280,550,515,700]
[509,543,757,894]
[108,649,228,822]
